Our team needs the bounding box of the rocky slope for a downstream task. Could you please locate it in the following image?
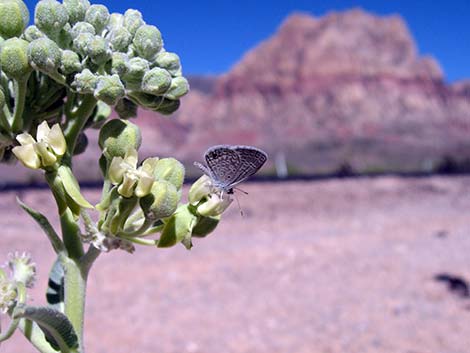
[2,9,470,183]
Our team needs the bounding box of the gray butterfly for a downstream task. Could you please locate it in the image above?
[194,145,268,194]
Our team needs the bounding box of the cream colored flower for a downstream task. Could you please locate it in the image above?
[197,192,233,217]
[109,148,157,198]
[12,121,66,169]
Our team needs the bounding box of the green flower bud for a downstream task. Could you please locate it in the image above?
[197,193,232,217]
[152,98,180,115]
[69,21,95,40]
[153,158,185,190]
[0,0,29,39]
[107,12,124,31]
[110,52,129,76]
[140,180,179,220]
[127,92,162,109]
[141,67,171,95]
[107,27,132,52]
[57,23,72,48]
[133,24,162,61]
[28,37,61,74]
[99,119,141,159]
[155,51,181,76]
[85,4,109,34]
[0,37,31,79]
[115,98,137,119]
[94,74,125,105]
[87,35,111,65]
[23,25,45,42]
[123,9,144,36]
[0,275,17,313]
[72,68,98,93]
[34,0,69,38]
[164,76,189,100]
[123,57,148,89]
[189,175,211,205]
[63,0,90,25]
[60,49,81,74]
[192,215,220,238]
[72,31,93,57]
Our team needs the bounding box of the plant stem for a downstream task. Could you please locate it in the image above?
[17,320,57,353]
[64,94,97,155]
[60,208,84,261]
[11,76,30,133]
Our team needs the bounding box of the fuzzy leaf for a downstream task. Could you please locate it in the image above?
[17,198,64,254]
[13,306,79,352]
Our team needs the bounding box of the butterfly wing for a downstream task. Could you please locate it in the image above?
[231,146,268,186]
[204,145,242,189]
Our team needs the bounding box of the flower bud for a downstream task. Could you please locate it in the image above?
[94,74,125,105]
[72,31,94,57]
[87,35,111,65]
[123,9,144,36]
[123,57,149,89]
[0,0,29,39]
[189,175,212,205]
[60,49,81,74]
[8,252,36,288]
[34,0,69,38]
[63,0,90,25]
[107,27,132,53]
[69,21,95,40]
[165,77,190,100]
[85,4,109,34]
[133,24,162,61]
[109,52,129,76]
[197,193,232,217]
[192,215,220,238]
[153,98,180,115]
[0,276,17,313]
[28,37,61,74]
[99,119,141,159]
[115,98,137,119]
[23,25,45,42]
[155,51,181,76]
[107,12,124,31]
[0,37,31,80]
[153,158,185,190]
[72,68,98,93]
[140,180,179,220]
[141,67,172,95]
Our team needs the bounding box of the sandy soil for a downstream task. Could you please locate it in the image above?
[1,176,470,353]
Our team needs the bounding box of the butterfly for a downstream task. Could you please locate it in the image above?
[194,145,268,195]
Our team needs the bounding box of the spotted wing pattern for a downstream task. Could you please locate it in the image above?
[204,145,242,189]
[231,146,268,187]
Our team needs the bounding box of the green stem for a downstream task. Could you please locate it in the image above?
[120,218,153,237]
[11,76,30,133]
[60,208,84,261]
[64,94,97,155]
[0,107,10,132]
[119,235,158,246]
[17,320,57,353]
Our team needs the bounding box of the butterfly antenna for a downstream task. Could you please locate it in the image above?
[234,192,244,217]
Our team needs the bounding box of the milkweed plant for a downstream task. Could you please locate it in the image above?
[0,1,231,351]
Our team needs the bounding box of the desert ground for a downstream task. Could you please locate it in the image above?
[1,176,470,353]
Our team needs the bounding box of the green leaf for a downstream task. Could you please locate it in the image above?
[46,259,65,312]
[158,205,196,248]
[13,306,79,353]
[58,165,93,209]
[17,198,65,254]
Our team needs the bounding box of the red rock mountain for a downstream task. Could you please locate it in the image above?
[2,9,470,183]
[139,9,470,176]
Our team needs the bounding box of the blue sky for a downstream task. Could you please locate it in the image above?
[23,0,470,82]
